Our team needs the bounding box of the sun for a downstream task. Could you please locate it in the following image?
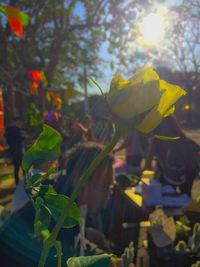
[137,7,168,47]
[141,14,165,43]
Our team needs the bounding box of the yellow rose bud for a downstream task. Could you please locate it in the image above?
[107,66,186,133]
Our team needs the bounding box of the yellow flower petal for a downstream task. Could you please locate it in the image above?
[108,66,186,128]
[158,80,186,116]
[129,66,159,86]
[136,82,186,133]
[163,106,175,118]
[136,105,162,133]
[108,79,161,119]
[110,74,129,92]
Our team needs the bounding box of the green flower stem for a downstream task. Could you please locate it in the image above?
[54,241,62,267]
[38,240,52,267]
[38,127,122,267]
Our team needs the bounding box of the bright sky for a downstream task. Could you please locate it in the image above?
[74,1,182,95]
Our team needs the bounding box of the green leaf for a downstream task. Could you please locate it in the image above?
[34,197,51,238]
[40,229,51,240]
[22,124,62,171]
[90,78,105,97]
[38,185,57,196]
[66,254,111,267]
[180,215,190,226]
[44,193,81,228]
[153,134,180,140]
[19,11,30,27]
[0,6,5,14]
[26,167,57,187]
[40,71,48,87]
[27,167,56,187]
[46,91,51,102]
[27,173,42,187]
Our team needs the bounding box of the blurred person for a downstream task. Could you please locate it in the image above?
[82,114,95,141]
[69,117,88,145]
[144,115,200,196]
[82,114,93,129]
[56,142,114,248]
[57,116,80,170]
[56,142,114,230]
[57,142,135,266]
[114,130,144,176]
[59,116,89,170]
[92,116,114,145]
[5,117,25,184]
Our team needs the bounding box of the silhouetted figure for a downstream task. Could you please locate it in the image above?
[145,116,200,196]
[5,117,24,184]
[114,130,144,175]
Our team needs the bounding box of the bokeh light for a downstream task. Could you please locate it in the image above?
[183,104,191,111]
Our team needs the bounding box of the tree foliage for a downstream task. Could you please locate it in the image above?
[159,1,200,90]
[0,0,150,92]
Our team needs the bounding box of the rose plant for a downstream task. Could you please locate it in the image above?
[22,66,186,267]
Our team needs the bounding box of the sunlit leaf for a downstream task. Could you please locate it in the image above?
[22,124,62,171]
[41,229,50,240]
[27,103,43,126]
[0,6,6,14]
[44,193,80,228]
[40,71,48,87]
